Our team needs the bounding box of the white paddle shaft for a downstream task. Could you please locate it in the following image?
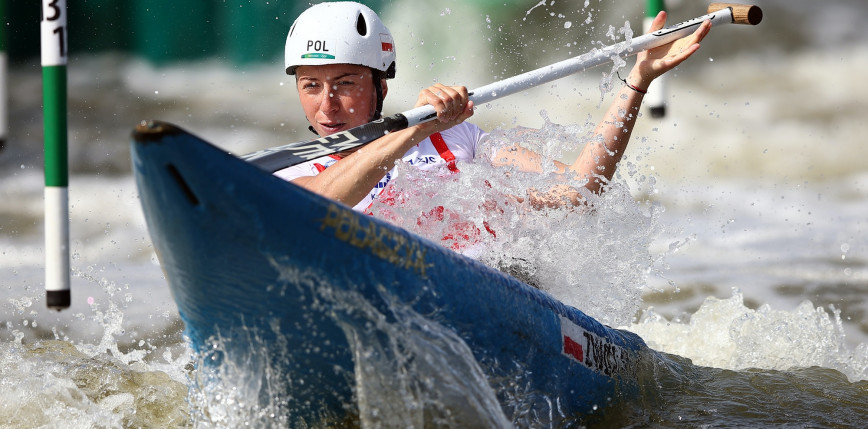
[402,4,760,126]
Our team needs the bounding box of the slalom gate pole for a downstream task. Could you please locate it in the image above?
[645,0,668,118]
[41,0,71,310]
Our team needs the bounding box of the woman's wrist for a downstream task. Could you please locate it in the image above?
[623,79,648,95]
[619,71,651,95]
[629,60,658,87]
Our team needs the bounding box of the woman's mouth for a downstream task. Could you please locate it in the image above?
[318,122,345,134]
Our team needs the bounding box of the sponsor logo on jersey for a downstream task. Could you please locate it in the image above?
[407,155,440,166]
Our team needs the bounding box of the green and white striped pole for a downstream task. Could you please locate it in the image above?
[41,0,70,310]
[0,0,7,150]
[645,0,667,118]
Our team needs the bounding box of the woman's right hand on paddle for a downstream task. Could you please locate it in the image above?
[414,83,475,133]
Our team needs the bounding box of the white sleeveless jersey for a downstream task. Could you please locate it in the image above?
[274,122,487,212]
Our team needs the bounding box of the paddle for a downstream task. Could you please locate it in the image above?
[243,3,761,173]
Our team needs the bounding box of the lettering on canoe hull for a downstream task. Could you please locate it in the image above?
[319,203,431,277]
[560,315,633,378]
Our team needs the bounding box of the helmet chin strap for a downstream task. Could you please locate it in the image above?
[372,71,386,121]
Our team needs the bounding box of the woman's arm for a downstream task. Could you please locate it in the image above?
[292,83,473,207]
[493,12,712,205]
[570,12,711,193]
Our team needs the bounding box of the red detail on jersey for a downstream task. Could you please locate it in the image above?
[370,133,501,250]
[429,132,459,173]
[313,154,342,173]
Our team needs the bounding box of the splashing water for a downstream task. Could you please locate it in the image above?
[0,272,190,427]
[369,114,664,327]
[338,290,513,428]
[186,265,515,428]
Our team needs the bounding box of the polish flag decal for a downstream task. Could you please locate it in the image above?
[380,34,394,52]
[559,315,632,377]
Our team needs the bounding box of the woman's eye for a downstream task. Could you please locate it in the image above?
[299,80,319,90]
[334,80,357,89]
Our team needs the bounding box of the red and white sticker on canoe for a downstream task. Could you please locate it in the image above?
[560,315,631,377]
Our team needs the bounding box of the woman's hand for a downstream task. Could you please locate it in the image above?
[413,83,475,134]
[629,11,712,90]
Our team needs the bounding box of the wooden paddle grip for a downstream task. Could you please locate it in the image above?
[708,3,763,25]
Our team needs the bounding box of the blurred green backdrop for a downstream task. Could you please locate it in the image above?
[6,1,383,64]
[4,0,554,66]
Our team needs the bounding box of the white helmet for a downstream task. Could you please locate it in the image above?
[285,2,396,79]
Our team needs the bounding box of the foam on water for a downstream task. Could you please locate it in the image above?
[629,290,868,382]
[0,340,189,427]
[0,269,190,427]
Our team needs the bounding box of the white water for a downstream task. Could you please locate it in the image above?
[3,0,868,425]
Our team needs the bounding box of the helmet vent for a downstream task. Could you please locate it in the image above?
[356,13,368,36]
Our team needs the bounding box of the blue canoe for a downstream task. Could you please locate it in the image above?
[131,120,651,426]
